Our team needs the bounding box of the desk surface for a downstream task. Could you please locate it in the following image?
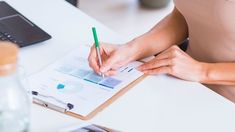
[4,0,235,132]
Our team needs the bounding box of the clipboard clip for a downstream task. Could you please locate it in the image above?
[31,91,74,113]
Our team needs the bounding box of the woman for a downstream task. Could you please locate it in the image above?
[88,0,235,103]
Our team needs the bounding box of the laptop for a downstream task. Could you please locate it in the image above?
[0,1,52,47]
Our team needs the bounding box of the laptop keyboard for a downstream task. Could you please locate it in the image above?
[0,31,21,45]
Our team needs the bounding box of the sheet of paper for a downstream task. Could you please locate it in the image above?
[29,45,144,116]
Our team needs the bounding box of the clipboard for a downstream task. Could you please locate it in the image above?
[32,74,146,120]
[29,44,147,120]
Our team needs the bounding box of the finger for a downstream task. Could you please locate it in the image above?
[100,54,118,73]
[104,70,118,76]
[142,66,171,75]
[88,46,100,73]
[155,50,174,60]
[154,45,180,60]
[88,45,96,59]
[138,58,172,71]
[101,50,109,61]
[100,44,109,56]
[88,57,100,73]
[89,43,108,61]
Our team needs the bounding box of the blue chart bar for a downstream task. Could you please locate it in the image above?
[70,69,91,79]
[99,77,122,89]
[84,72,103,84]
[83,72,122,89]
[57,67,122,89]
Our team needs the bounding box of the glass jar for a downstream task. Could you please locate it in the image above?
[0,42,30,132]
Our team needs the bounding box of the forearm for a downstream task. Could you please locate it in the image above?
[128,7,188,60]
[201,63,235,85]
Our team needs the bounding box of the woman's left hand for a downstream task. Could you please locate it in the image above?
[138,45,207,82]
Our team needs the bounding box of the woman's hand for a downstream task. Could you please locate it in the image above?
[88,43,138,76]
[138,45,207,82]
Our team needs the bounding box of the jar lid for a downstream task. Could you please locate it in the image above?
[0,42,18,76]
[0,41,18,65]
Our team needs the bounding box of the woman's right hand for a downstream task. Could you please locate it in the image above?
[88,43,138,76]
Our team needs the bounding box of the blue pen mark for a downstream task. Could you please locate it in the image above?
[120,67,128,72]
[57,84,65,89]
[128,68,133,72]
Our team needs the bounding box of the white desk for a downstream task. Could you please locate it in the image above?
[4,0,235,132]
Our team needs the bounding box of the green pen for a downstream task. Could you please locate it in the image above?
[92,27,105,78]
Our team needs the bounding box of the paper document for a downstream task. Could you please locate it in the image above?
[29,45,144,117]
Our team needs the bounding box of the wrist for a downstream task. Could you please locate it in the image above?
[125,39,143,60]
[199,62,210,83]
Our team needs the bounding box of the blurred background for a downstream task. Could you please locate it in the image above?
[68,0,174,40]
